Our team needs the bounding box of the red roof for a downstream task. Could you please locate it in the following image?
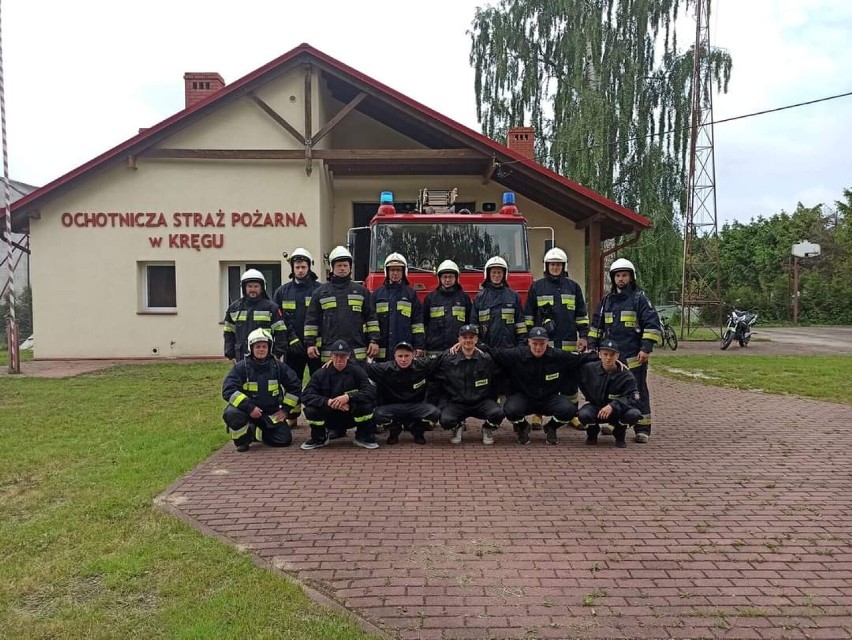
[8,43,650,232]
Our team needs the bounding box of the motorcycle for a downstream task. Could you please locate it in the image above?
[720,307,758,350]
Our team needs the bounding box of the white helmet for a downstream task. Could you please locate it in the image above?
[289,247,313,266]
[543,247,568,272]
[247,327,272,348]
[609,258,636,279]
[484,255,509,279]
[383,252,408,276]
[240,268,266,288]
[436,259,460,276]
[328,245,353,265]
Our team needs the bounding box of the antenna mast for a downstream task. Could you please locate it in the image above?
[680,0,722,337]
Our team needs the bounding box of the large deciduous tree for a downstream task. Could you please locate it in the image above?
[469,0,732,304]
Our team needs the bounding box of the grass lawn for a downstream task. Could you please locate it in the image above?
[0,362,375,639]
[654,353,852,404]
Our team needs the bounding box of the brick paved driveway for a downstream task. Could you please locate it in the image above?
[160,375,852,639]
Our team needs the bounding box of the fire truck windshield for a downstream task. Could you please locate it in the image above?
[372,221,529,273]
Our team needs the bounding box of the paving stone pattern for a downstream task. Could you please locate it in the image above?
[163,374,852,639]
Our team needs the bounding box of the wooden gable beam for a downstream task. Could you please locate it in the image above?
[249,94,305,145]
[311,92,367,146]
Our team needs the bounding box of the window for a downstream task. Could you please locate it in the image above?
[370,221,529,274]
[221,262,282,308]
[139,262,176,312]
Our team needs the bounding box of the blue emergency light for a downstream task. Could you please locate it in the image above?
[380,191,394,204]
[502,192,516,205]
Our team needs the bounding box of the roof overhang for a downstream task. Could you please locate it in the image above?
[7,44,651,240]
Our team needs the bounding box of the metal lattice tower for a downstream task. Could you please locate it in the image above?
[680,0,722,337]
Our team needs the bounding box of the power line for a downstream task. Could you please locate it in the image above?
[550,89,852,154]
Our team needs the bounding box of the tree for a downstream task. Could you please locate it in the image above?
[469,0,732,303]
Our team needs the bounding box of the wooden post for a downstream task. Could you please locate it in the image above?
[587,221,602,313]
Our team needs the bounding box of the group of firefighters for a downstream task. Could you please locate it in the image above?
[221,244,663,452]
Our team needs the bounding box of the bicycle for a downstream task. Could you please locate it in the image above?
[660,315,678,350]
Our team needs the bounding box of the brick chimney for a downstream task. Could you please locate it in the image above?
[507,126,535,160]
[183,72,225,108]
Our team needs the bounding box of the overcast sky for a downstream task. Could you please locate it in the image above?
[5,0,851,225]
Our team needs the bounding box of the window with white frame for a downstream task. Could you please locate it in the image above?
[139,262,177,312]
[220,262,282,310]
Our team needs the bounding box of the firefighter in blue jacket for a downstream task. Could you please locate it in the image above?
[272,247,322,381]
[576,338,642,448]
[525,247,589,404]
[372,252,425,360]
[304,246,380,363]
[588,258,662,442]
[222,269,300,362]
[222,328,303,452]
[472,256,527,349]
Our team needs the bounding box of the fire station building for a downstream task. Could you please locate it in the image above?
[8,43,650,359]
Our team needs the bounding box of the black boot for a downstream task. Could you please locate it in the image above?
[585,424,600,445]
[387,423,402,445]
[514,420,531,445]
[412,426,427,445]
[234,434,251,452]
[614,425,627,448]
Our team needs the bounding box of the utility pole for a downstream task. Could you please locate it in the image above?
[0,0,19,373]
[680,0,723,338]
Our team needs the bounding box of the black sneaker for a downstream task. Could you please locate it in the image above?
[615,439,627,448]
[545,425,559,445]
[413,431,427,445]
[300,436,328,450]
[585,434,598,445]
[235,442,250,452]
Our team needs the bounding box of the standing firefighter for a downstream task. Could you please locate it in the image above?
[588,258,662,442]
[423,259,471,355]
[304,246,380,363]
[525,247,589,405]
[472,256,528,349]
[372,253,425,360]
[223,269,299,363]
[222,328,303,452]
[272,247,322,382]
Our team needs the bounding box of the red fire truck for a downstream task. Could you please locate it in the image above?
[356,190,538,304]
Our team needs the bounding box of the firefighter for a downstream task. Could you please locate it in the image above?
[300,340,379,450]
[422,259,471,407]
[484,326,593,445]
[472,256,527,349]
[576,338,642,448]
[272,247,322,382]
[525,247,589,405]
[222,328,303,452]
[372,253,425,360]
[433,324,503,445]
[364,341,441,445]
[304,246,380,363]
[588,258,662,442]
[223,269,300,363]
[423,259,471,355]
